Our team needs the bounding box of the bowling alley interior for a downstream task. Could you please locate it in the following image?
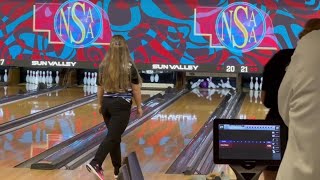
[0,1,319,180]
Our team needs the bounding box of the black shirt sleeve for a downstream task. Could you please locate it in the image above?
[130,65,139,85]
[262,49,294,108]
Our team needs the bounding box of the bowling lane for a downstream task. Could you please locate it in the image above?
[0,100,101,168]
[0,85,26,99]
[0,91,156,168]
[236,90,269,120]
[78,89,225,173]
[211,91,270,179]
[131,90,162,107]
[0,87,85,125]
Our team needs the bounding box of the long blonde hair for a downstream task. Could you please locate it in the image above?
[99,35,141,92]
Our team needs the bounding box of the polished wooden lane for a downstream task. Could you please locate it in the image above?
[213,91,276,180]
[78,89,225,174]
[237,91,269,120]
[0,87,85,125]
[0,100,101,168]
[0,91,155,168]
[0,167,275,180]
[0,85,26,99]
[0,168,195,180]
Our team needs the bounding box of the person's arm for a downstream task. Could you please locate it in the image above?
[132,83,142,108]
[97,85,104,106]
[262,50,284,108]
[277,30,320,180]
[130,63,143,116]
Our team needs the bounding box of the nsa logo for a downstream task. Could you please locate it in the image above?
[33,0,112,48]
[54,0,102,48]
[194,2,278,53]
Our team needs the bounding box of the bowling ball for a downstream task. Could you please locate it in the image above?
[200,80,208,88]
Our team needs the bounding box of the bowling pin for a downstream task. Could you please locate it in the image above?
[207,77,217,89]
[94,72,97,86]
[35,71,39,84]
[224,78,236,90]
[91,73,95,86]
[49,71,53,84]
[249,76,254,90]
[226,78,231,86]
[39,71,43,83]
[32,71,35,84]
[219,79,225,89]
[43,71,46,83]
[191,79,201,89]
[46,71,50,84]
[27,71,30,84]
[87,72,91,85]
[26,70,29,83]
[55,71,59,84]
[190,81,196,89]
[150,74,154,82]
[84,72,87,85]
[42,71,46,84]
[260,77,263,91]
[254,77,259,91]
[154,74,159,82]
[4,69,8,82]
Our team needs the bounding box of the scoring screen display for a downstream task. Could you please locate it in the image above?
[218,124,282,161]
[0,0,319,72]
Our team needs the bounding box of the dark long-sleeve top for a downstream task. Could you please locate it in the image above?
[262,49,295,119]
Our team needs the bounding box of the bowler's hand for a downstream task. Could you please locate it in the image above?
[137,107,143,117]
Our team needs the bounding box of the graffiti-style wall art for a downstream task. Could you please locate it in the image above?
[0,0,319,72]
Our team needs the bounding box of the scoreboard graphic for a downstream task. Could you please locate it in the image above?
[0,0,319,72]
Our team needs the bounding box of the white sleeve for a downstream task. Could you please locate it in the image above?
[277,30,320,180]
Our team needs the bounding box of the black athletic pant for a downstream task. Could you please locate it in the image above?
[92,96,132,175]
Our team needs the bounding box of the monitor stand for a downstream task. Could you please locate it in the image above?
[230,164,267,180]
